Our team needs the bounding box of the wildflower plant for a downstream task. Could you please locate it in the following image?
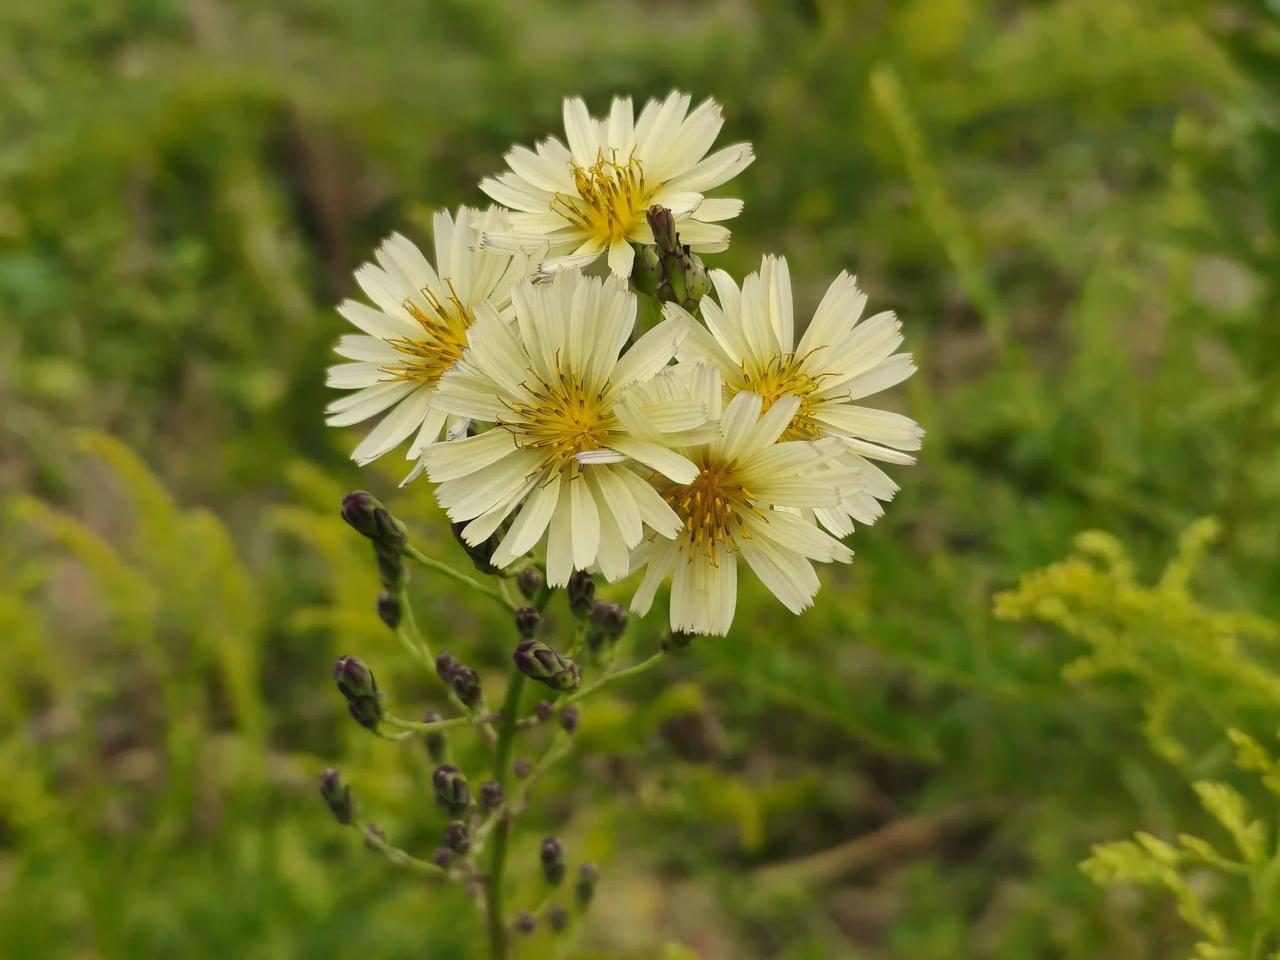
[318,91,919,957]
[997,520,1280,958]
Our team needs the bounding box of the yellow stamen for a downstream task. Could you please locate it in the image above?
[551,150,655,245]
[383,286,471,387]
[505,368,616,475]
[738,352,831,441]
[660,457,765,565]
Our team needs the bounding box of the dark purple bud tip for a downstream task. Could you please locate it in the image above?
[516,567,544,601]
[535,700,554,722]
[575,862,599,908]
[559,704,580,734]
[478,780,504,812]
[514,912,537,935]
[566,570,595,619]
[435,651,460,683]
[432,847,454,870]
[548,905,570,933]
[513,757,533,778]
[646,206,678,252]
[443,820,471,853]
[376,592,401,629]
[340,491,380,537]
[318,768,354,825]
[541,836,566,886]
[514,606,540,639]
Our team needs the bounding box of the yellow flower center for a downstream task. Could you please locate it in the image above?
[661,458,765,563]
[552,151,654,245]
[739,354,827,441]
[387,283,470,387]
[505,370,616,474]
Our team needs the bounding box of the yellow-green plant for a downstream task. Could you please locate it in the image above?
[997,520,1280,958]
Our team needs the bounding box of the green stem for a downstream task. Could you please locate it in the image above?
[405,545,516,611]
[383,713,495,734]
[486,667,526,959]
[358,822,447,878]
[565,651,665,705]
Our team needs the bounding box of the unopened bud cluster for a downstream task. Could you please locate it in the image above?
[514,639,581,692]
[341,491,408,593]
[631,206,713,312]
[333,656,383,730]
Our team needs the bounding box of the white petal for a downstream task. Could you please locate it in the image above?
[492,473,561,566]
[351,387,434,465]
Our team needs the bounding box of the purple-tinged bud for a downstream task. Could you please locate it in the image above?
[318,768,354,825]
[334,656,383,730]
[376,592,401,629]
[540,837,566,886]
[514,606,540,639]
[513,639,581,692]
[333,656,378,701]
[575,862,599,909]
[559,704,580,734]
[586,601,628,659]
[513,757,533,779]
[478,780,504,812]
[432,763,470,817]
[514,912,537,935]
[450,665,482,708]
[435,651,460,683]
[548,905,569,933]
[443,820,471,853]
[422,710,447,762]
[647,206,679,253]
[516,568,543,602]
[631,241,664,299]
[451,520,501,576]
[341,491,407,546]
[566,571,595,620]
[535,700,554,722]
[432,846,454,870]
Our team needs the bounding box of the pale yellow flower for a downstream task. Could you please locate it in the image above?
[478,91,753,278]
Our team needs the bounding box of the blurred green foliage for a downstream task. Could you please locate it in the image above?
[2,0,1279,956]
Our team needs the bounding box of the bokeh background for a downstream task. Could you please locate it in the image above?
[4,0,1280,957]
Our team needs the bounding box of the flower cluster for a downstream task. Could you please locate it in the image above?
[328,92,920,636]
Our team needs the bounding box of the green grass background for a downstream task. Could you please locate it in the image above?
[3,0,1279,956]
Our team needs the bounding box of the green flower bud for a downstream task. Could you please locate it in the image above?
[346,695,383,730]
[540,837,566,886]
[432,763,471,817]
[318,768,354,825]
[333,656,378,701]
[340,491,404,543]
[450,665,483,708]
[513,639,581,692]
[631,241,664,298]
[432,847,454,869]
[575,862,599,909]
[643,206,712,312]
